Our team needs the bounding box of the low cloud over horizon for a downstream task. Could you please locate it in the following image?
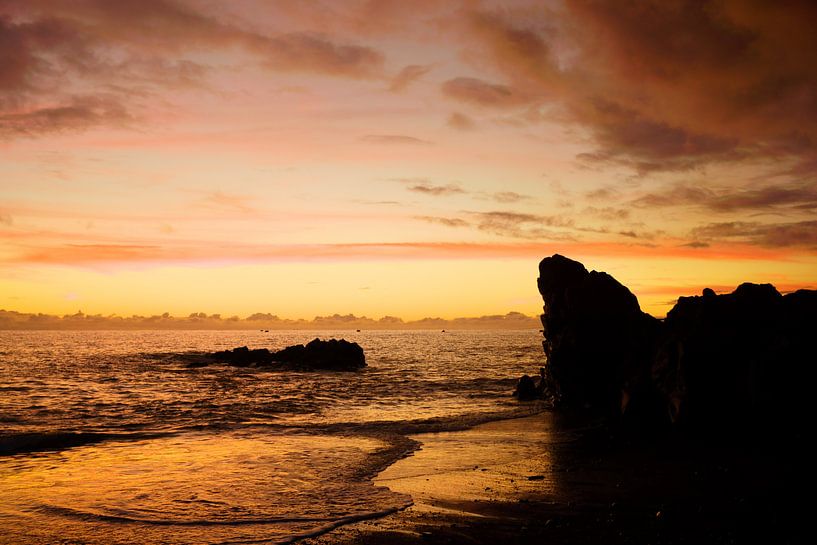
[0,309,540,331]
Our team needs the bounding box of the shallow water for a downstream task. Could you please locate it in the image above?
[0,330,545,544]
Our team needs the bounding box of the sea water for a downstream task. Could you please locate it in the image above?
[0,330,545,544]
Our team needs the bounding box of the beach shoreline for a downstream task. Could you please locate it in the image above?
[302,412,804,545]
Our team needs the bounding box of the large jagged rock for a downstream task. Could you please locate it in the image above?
[209,338,365,370]
[538,254,660,417]
[538,254,816,434]
[653,283,814,432]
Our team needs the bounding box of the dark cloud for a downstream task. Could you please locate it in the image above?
[458,1,817,174]
[0,95,131,137]
[572,99,742,172]
[407,183,465,196]
[389,64,432,92]
[361,134,432,145]
[447,111,476,130]
[0,0,386,137]
[691,220,817,248]
[441,77,530,108]
[464,8,560,90]
[681,241,710,249]
[633,182,817,212]
[260,33,384,78]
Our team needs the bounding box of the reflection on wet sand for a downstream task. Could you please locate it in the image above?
[375,414,560,514]
[0,432,410,545]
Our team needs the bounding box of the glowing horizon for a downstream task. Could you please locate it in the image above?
[2,1,816,320]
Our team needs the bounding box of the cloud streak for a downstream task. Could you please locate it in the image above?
[361,134,432,145]
[407,183,465,196]
[441,77,530,108]
[691,220,817,248]
[0,95,132,137]
[417,211,575,240]
[389,64,432,92]
[3,237,801,269]
[491,191,529,203]
[634,183,817,212]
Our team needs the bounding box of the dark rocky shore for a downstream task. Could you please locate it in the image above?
[534,254,815,437]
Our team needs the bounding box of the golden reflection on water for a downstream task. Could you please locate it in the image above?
[0,331,550,543]
[0,432,408,545]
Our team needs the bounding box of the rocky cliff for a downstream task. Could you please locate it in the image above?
[538,254,815,433]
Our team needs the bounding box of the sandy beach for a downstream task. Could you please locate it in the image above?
[303,413,805,545]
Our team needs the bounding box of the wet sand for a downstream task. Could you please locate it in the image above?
[302,413,805,545]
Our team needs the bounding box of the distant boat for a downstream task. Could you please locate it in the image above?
[441,329,446,333]
[356,329,361,332]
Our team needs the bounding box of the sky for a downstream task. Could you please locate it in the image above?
[1,0,816,320]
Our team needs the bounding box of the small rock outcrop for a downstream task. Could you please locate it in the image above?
[513,374,539,400]
[207,338,365,370]
[537,254,816,433]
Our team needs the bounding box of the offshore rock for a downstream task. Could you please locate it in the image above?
[209,338,366,370]
[212,346,272,367]
[538,254,660,419]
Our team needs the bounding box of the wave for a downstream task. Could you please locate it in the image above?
[37,503,409,526]
[236,404,547,437]
[0,404,545,459]
[0,431,167,456]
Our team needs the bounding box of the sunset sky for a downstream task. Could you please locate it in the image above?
[1,0,816,320]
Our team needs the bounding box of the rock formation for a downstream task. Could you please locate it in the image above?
[537,254,816,433]
[204,338,366,370]
[512,374,539,400]
[653,283,814,432]
[537,254,660,417]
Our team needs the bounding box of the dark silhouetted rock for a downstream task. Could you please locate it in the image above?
[538,253,817,435]
[513,375,538,400]
[205,338,365,370]
[538,254,660,418]
[212,346,272,367]
[270,338,365,370]
[653,283,813,432]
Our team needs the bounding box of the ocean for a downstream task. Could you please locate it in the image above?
[0,330,545,544]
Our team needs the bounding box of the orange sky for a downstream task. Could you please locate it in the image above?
[1,0,816,320]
